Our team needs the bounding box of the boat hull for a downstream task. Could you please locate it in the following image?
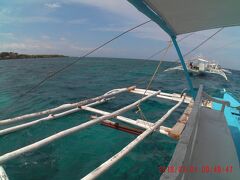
[213,92,240,161]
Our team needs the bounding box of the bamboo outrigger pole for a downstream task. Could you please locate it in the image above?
[82,106,151,129]
[82,96,185,180]
[0,90,160,164]
[0,166,8,180]
[130,88,192,103]
[0,86,136,126]
[0,99,109,136]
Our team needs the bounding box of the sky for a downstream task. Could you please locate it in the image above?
[0,0,240,70]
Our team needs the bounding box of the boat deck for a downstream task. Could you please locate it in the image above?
[161,87,240,180]
[213,92,240,160]
[186,107,240,180]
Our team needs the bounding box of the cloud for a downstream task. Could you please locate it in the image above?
[60,37,66,41]
[0,15,62,24]
[68,18,87,24]
[0,32,15,38]
[91,22,169,41]
[0,39,55,51]
[45,3,61,9]
[70,0,171,40]
[0,5,60,24]
[0,32,14,36]
[63,0,147,22]
[41,35,50,39]
[0,37,93,56]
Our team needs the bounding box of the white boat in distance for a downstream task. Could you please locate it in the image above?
[164,57,231,80]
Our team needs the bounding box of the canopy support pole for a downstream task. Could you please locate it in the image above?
[171,37,195,98]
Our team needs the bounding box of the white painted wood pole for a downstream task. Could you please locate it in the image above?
[0,90,159,164]
[0,86,136,126]
[0,166,8,180]
[82,96,184,180]
[131,88,192,104]
[0,99,109,136]
[83,106,171,136]
[81,106,151,129]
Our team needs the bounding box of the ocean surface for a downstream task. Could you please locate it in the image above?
[0,57,239,180]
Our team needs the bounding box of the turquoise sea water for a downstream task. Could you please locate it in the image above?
[0,57,239,180]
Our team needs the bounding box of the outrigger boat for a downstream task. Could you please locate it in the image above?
[164,57,231,80]
[1,0,240,180]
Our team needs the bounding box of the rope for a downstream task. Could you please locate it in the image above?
[136,105,148,121]
[175,28,224,62]
[135,41,172,129]
[131,33,194,87]
[146,33,194,61]
[143,41,172,96]
[1,20,152,115]
[133,29,224,175]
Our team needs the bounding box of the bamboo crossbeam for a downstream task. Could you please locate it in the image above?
[82,96,185,180]
[83,106,171,137]
[81,106,150,129]
[130,88,191,104]
[0,99,109,136]
[159,126,172,136]
[0,86,136,126]
[0,90,159,164]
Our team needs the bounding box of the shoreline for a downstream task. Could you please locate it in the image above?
[0,52,67,60]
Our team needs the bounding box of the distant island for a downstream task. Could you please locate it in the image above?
[0,52,66,60]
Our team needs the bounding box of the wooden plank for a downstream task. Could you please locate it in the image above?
[169,101,194,139]
[161,85,204,180]
[90,115,144,135]
[169,122,186,139]
[100,120,144,135]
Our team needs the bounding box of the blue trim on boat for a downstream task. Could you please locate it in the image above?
[213,92,240,161]
[128,0,195,97]
[127,0,176,38]
[172,38,195,98]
